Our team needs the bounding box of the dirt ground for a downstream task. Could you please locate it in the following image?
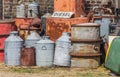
[0,63,114,77]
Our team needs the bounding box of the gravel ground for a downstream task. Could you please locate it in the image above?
[0,63,114,77]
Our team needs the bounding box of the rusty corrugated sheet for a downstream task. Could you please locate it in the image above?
[46,17,88,41]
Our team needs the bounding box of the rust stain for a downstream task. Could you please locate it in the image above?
[46,18,88,41]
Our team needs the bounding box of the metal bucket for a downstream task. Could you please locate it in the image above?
[4,31,23,66]
[54,32,71,66]
[71,23,100,41]
[21,47,36,66]
[71,55,101,68]
[35,36,54,67]
[70,40,101,54]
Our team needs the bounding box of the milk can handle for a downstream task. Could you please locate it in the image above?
[42,46,47,50]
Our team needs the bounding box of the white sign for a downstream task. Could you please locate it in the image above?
[52,12,74,18]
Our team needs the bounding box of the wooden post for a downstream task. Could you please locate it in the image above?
[2,0,4,20]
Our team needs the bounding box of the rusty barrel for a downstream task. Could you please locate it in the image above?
[70,23,101,68]
[71,23,100,40]
[21,47,36,66]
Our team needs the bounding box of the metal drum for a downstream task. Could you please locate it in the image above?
[35,36,54,67]
[54,32,71,67]
[4,31,23,66]
[70,23,101,68]
[25,31,41,47]
[21,47,36,66]
[70,40,101,54]
[71,23,100,41]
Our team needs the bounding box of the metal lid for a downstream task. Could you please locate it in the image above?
[5,31,23,42]
[72,23,100,27]
[26,31,41,40]
[36,36,54,44]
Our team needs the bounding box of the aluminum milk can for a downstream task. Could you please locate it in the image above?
[28,1,40,18]
[4,31,23,66]
[35,36,54,67]
[16,4,25,18]
[54,32,71,66]
[25,31,41,47]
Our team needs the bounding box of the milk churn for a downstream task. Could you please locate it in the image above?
[28,1,40,18]
[16,4,25,18]
[25,31,41,47]
[54,32,71,67]
[21,47,36,66]
[35,36,54,67]
[4,31,23,66]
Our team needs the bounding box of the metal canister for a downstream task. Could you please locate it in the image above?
[71,23,100,41]
[28,1,40,18]
[16,4,25,18]
[35,36,54,67]
[4,31,23,66]
[25,31,41,47]
[54,32,71,67]
[94,18,110,39]
[20,47,36,66]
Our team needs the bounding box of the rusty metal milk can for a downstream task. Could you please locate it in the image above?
[20,47,36,66]
[35,36,54,67]
[25,31,41,47]
[54,32,71,67]
[4,31,23,66]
